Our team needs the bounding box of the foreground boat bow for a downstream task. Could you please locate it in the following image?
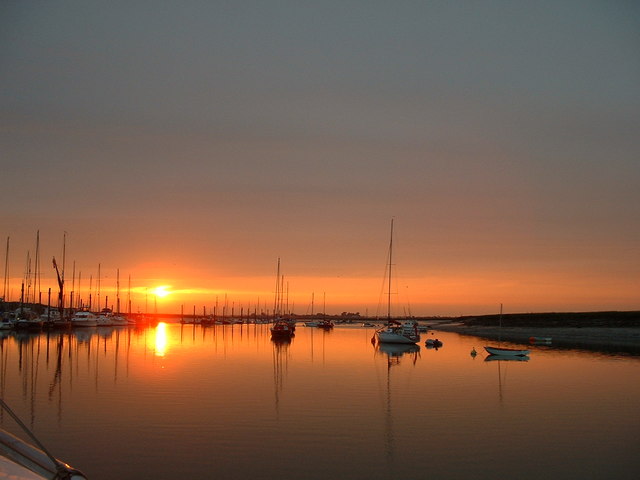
[0,428,87,480]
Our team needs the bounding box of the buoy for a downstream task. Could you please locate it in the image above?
[470,347,477,357]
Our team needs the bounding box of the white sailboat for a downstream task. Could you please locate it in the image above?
[375,220,420,345]
[484,304,530,357]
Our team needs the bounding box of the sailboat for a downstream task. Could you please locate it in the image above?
[317,292,333,329]
[484,304,529,357]
[375,220,420,345]
[270,258,295,339]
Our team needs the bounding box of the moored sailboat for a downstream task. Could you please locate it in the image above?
[375,220,420,345]
[484,304,530,357]
[270,258,294,339]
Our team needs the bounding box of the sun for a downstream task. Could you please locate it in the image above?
[153,285,171,298]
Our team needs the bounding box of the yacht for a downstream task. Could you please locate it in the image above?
[71,310,98,327]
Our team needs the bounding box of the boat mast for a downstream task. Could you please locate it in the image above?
[2,236,8,301]
[116,268,120,314]
[273,257,280,318]
[34,230,41,305]
[387,219,394,322]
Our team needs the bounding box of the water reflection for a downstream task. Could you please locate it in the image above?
[373,343,421,476]
[154,322,168,357]
[271,336,291,416]
[0,325,638,480]
[376,343,421,366]
[485,353,530,405]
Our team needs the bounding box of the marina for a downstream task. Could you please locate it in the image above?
[0,321,638,479]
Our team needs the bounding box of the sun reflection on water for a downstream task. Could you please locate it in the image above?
[155,322,168,357]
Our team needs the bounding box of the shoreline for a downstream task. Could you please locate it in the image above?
[431,321,640,354]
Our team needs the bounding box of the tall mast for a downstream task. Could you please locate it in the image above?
[2,236,8,301]
[61,232,66,284]
[387,218,394,321]
[35,230,41,304]
[71,261,76,309]
[24,250,31,304]
[97,263,101,311]
[273,257,280,317]
[77,271,82,309]
[116,268,120,314]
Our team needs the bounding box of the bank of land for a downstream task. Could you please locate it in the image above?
[430,311,640,353]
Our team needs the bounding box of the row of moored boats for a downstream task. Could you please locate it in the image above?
[1,307,138,330]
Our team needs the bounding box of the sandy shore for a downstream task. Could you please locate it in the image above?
[430,321,640,353]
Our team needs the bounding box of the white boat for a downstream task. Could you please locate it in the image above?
[304,321,319,327]
[377,321,420,344]
[484,346,529,357]
[1,373,85,479]
[71,310,98,327]
[110,314,129,326]
[484,304,529,357]
[96,308,127,326]
[0,428,87,480]
[375,220,420,345]
[484,352,530,361]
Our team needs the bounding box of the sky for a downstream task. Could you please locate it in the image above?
[1,1,639,316]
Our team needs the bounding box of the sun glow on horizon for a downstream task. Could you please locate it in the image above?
[153,285,171,298]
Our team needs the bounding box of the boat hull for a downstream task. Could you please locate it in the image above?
[376,331,420,344]
[484,346,529,356]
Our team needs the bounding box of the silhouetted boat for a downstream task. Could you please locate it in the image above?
[484,353,530,362]
[375,220,420,345]
[270,258,294,339]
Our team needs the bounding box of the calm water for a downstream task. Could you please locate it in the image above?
[1,322,639,480]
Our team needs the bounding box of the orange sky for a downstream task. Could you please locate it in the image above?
[2,3,639,316]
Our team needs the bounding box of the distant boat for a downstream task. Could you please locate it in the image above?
[425,338,443,348]
[484,346,529,357]
[97,308,128,326]
[484,304,529,357]
[14,308,43,331]
[271,319,295,338]
[317,319,334,329]
[0,316,13,330]
[70,310,98,327]
[484,352,530,361]
[375,220,420,345]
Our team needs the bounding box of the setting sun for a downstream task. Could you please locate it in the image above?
[153,285,171,298]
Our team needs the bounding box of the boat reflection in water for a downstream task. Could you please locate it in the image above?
[484,354,530,362]
[271,334,292,417]
[376,343,421,365]
[1,323,639,480]
[374,342,420,477]
[485,351,530,405]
